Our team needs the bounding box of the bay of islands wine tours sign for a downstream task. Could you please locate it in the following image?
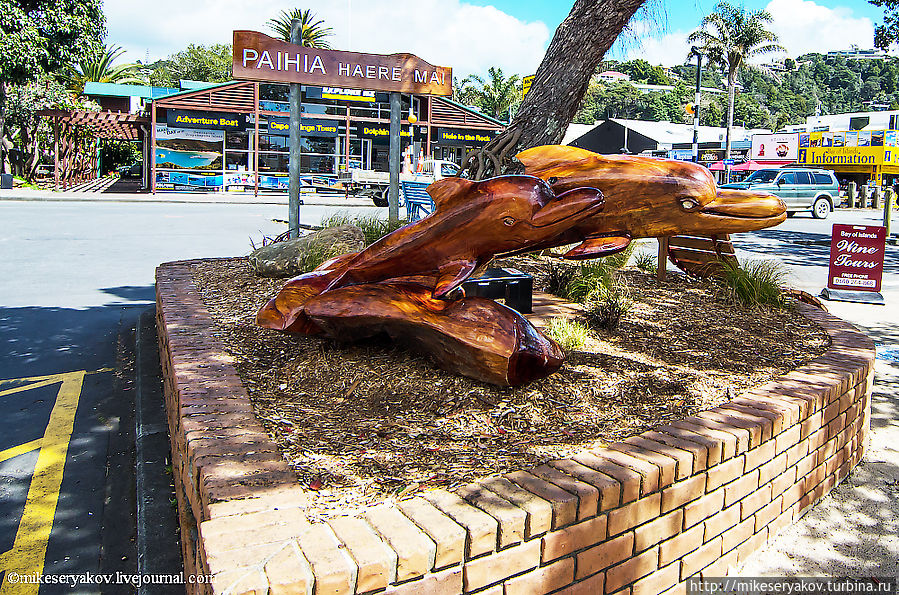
[232,30,452,96]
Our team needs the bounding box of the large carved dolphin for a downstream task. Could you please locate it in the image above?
[258,175,604,332]
[516,145,787,258]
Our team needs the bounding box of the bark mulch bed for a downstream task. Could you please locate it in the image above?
[189,256,830,523]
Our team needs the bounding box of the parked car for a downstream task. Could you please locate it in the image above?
[117,162,142,178]
[720,167,838,219]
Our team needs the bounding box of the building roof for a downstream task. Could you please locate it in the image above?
[609,118,769,145]
[432,97,507,127]
[83,82,180,99]
[561,123,596,145]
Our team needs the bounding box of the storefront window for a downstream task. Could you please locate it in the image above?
[301,154,335,174]
[301,137,337,155]
[226,152,250,170]
[226,131,249,150]
[259,135,288,153]
[259,153,289,173]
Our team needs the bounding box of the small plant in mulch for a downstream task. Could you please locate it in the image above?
[583,282,632,331]
[545,317,590,351]
[632,250,658,274]
[719,259,790,309]
[320,212,409,246]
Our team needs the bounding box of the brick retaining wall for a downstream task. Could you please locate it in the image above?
[156,260,875,595]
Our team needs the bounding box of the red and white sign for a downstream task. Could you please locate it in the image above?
[827,224,887,292]
[750,133,799,162]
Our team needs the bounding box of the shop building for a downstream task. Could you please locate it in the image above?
[146,80,504,192]
[797,129,899,186]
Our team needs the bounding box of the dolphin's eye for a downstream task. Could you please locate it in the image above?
[680,198,699,210]
[502,217,516,226]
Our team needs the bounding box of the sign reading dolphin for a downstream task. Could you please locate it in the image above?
[258,175,605,332]
[516,145,787,259]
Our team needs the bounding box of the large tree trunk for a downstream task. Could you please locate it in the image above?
[463,0,648,179]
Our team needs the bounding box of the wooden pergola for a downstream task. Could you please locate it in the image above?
[38,109,149,190]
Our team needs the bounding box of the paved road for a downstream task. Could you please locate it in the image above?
[0,198,381,593]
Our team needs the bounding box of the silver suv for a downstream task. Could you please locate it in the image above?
[720,168,838,219]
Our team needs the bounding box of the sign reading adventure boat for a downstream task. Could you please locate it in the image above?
[231,30,452,96]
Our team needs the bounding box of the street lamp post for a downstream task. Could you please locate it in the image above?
[690,46,702,164]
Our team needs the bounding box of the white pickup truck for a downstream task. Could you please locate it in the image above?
[338,160,461,206]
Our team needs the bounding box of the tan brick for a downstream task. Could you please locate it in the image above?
[364,504,436,580]
[701,408,767,446]
[626,435,694,480]
[722,402,783,436]
[576,531,635,579]
[800,410,823,440]
[704,503,740,543]
[743,439,776,472]
[721,516,755,553]
[776,424,802,455]
[754,494,783,532]
[659,522,704,566]
[532,464,600,520]
[644,430,710,470]
[504,557,575,595]
[553,572,605,595]
[782,480,804,510]
[739,392,801,426]
[421,489,497,558]
[543,515,608,562]
[586,449,660,497]
[296,524,358,595]
[700,547,738,579]
[723,469,760,508]
[635,509,683,552]
[551,459,622,512]
[674,418,744,456]
[706,456,746,492]
[611,441,679,487]
[771,467,797,498]
[506,470,578,529]
[211,569,269,595]
[605,545,660,593]
[262,542,314,595]
[382,566,463,595]
[662,474,707,513]
[769,503,796,537]
[397,497,466,569]
[462,539,540,592]
[684,487,724,529]
[631,561,680,595]
[736,527,768,565]
[480,476,553,539]
[659,580,689,595]
[758,452,788,487]
[608,493,661,537]
[740,483,772,520]
[328,516,397,591]
[457,482,526,548]
[785,440,809,468]
[573,452,642,504]
[681,535,722,579]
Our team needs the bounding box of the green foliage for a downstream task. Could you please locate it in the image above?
[583,283,632,331]
[267,8,333,47]
[298,241,355,274]
[148,44,232,87]
[546,245,634,303]
[633,251,658,274]
[719,259,789,308]
[320,212,408,246]
[65,44,142,96]
[99,139,140,174]
[460,68,521,121]
[545,318,590,352]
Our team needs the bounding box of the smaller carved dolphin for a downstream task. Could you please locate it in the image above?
[516,145,787,259]
[258,175,604,332]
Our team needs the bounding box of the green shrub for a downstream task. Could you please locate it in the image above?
[584,282,632,331]
[719,259,789,308]
[320,212,408,246]
[545,317,590,351]
[299,241,355,273]
[633,251,657,274]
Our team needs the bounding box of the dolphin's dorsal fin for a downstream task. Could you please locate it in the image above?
[427,177,477,210]
[563,234,632,260]
[434,259,478,298]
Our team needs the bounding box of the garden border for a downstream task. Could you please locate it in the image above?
[156,259,875,595]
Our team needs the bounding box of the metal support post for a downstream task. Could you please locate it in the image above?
[288,18,303,238]
[691,47,702,163]
[388,91,401,225]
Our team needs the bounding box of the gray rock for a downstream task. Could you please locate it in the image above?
[250,224,365,277]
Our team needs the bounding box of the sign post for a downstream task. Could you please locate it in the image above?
[388,92,401,225]
[820,224,886,304]
[288,19,302,239]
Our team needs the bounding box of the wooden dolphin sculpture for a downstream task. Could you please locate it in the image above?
[258,175,605,333]
[516,145,787,258]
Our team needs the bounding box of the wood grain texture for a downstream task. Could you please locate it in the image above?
[303,282,565,386]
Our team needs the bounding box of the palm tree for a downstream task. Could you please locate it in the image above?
[65,45,143,96]
[268,9,333,48]
[688,2,783,163]
[466,67,521,121]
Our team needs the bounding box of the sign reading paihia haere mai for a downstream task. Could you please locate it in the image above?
[232,31,452,96]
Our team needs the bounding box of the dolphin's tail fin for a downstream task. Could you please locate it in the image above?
[256,269,340,334]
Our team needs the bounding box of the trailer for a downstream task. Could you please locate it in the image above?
[337,160,461,206]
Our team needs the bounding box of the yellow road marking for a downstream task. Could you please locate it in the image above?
[0,440,42,464]
[0,371,86,594]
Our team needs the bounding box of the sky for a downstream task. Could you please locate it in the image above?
[104,0,891,79]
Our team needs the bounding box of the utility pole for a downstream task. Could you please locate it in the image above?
[288,18,302,238]
[690,47,702,164]
[388,92,401,225]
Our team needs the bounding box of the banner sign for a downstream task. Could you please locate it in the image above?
[166,109,247,131]
[797,146,899,167]
[827,224,887,292]
[751,133,798,161]
[357,123,426,144]
[155,124,224,142]
[305,86,389,103]
[522,74,535,99]
[232,30,452,95]
[267,117,340,137]
[436,127,497,146]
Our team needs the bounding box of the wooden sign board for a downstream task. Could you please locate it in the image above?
[232,30,452,96]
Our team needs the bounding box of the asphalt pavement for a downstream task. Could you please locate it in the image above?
[0,188,896,589]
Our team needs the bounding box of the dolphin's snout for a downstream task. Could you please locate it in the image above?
[530,187,605,228]
[702,188,786,219]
